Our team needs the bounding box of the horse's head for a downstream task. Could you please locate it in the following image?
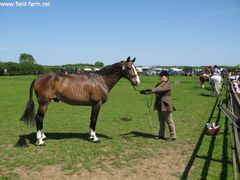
[121,57,140,86]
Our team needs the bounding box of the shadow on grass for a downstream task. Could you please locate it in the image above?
[199,106,221,179]
[204,87,212,91]
[192,86,210,91]
[180,96,224,179]
[181,94,231,179]
[120,131,156,139]
[200,93,212,97]
[195,154,231,164]
[15,132,112,147]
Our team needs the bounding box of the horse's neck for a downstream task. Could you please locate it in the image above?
[99,71,122,92]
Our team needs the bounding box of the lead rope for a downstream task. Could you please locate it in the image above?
[145,81,166,130]
[133,82,166,129]
[146,94,153,128]
[133,86,153,128]
[133,86,141,92]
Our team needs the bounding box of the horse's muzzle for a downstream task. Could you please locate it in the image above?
[131,76,140,86]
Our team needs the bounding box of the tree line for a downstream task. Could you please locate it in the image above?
[0,53,104,75]
[1,53,239,76]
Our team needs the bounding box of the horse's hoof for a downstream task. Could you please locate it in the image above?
[39,143,46,146]
[36,142,46,146]
[92,140,100,143]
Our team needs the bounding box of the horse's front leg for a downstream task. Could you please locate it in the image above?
[89,102,101,143]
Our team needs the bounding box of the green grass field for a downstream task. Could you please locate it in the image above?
[0,75,234,179]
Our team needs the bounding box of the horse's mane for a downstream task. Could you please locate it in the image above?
[96,61,124,75]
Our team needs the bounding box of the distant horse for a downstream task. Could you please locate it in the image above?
[199,73,210,88]
[199,66,212,88]
[20,57,140,145]
[210,75,222,96]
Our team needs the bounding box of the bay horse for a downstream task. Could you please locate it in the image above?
[20,57,140,145]
[199,73,210,88]
[199,66,212,88]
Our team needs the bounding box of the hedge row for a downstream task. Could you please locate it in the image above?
[0,62,44,75]
[0,62,103,75]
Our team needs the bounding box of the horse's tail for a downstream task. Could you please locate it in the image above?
[20,79,36,126]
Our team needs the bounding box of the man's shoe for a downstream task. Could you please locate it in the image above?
[167,138,176,141]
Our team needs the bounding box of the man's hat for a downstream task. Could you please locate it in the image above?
[159,70,169,77]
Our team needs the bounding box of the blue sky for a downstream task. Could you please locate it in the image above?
[0,0,239,66]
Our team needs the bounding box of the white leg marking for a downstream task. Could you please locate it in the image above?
[41,130,46,139]
[89,128,99,142]
[38,139,45,145]
[37,130,45,145]
[37,130,42,140]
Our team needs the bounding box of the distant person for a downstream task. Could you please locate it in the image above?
[233,76,240,94]
[61,66,67,74]
[228,71,239,81]
[4,68,8,76]
[140,70,176,141]
[210,65,222,96]
[35,70,39,77]
[212,65,221,76]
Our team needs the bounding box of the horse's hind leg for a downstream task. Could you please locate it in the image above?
[36,102,48,146]
[210,80,215,96]
[89,103,101,143]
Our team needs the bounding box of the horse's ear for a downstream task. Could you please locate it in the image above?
[131,58,136,62]
[126,56,131,62]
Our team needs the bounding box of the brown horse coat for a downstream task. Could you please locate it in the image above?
[34,73,108,106]
[20,57,140,145]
